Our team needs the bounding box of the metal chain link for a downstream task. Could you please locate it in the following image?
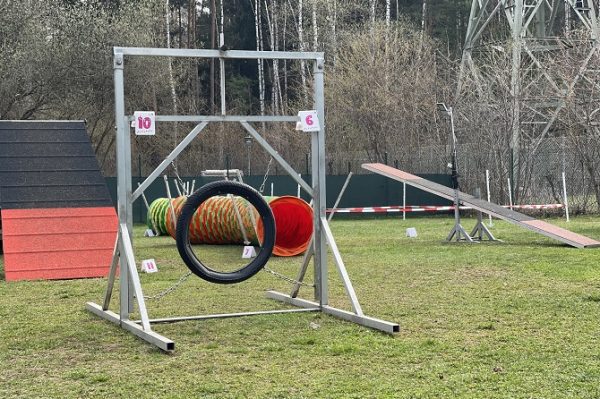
[258,157,273,194]
[263,266,315,287]
[143,271,193,300]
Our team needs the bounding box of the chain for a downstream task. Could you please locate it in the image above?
[170,161,189,196]
[258,157,274,194]
[143,271,193,300]
[263,266,315,287]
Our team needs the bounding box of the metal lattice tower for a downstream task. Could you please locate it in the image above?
[456,0,600,199]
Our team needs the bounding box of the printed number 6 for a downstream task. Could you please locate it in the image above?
[305,115,314,126]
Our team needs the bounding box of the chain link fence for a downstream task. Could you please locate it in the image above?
[321,136,598,214]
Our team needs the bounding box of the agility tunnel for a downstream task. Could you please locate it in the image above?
[148,195,313,257]
[0,121,118,281]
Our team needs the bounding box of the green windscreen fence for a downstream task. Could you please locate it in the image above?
[105,173,453,223]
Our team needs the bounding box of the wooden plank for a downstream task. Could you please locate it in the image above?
[363,163,600,248]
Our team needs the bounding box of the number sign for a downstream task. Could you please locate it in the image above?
[141,259,158,273]
[134,111,156,136]
[297,110,320,132]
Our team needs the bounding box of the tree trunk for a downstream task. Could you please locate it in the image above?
[386,0,391,27]
[312,0,318,51]
[253,0,265,119]
[210,0,216,113]
[421,0,427,36]
[298,0,307,101]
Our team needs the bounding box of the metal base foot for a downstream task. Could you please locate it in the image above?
[470,219,497,241]
[266,290,400,334]
[446,223,475,242]
[86,302,175,351]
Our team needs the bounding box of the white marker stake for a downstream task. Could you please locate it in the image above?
[133,111,156,136]
[562,171,570,222]
[141,259,158,273]
[297,174,301,198]
[271,182,274,196]
[144,229,155,237]
[486,169,493,227]
[242,246,257,259]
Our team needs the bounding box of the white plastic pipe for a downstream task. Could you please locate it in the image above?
[486,169,493,226]
[562,171,570,222]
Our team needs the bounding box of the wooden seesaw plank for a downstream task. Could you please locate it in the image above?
[362,163,600,249]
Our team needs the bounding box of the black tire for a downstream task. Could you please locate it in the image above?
[176,180,276,284]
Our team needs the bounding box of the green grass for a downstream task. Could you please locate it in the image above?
[1,216,600,398]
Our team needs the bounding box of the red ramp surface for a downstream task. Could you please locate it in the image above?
[363,163,600,249]
[1,208,117,281]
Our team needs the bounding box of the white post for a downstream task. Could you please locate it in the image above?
[297,174,301,197]
[271,182,274,196]
[562,171,570,222]
[507,177,513,210]
[486,169,493,226]
[402,181,406,221]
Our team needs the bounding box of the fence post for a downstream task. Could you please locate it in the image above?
[562,171,570,222]
[507,177,513,210]
[486,169,493,227]
[402,181,406,221]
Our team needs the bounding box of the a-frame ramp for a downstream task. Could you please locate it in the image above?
[363,163,600,249]
[0,120,118,281]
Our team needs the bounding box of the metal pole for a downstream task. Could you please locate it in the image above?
[328,172,353,222]
[562,171,570,222]
[313,58,328,306]
[510,0,524,196]
[486,169,493,227]
[113,49,134,317]
[507,177,514,210]
[402,181,406,221]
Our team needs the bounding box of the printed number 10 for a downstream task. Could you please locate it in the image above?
[138,116,152,129]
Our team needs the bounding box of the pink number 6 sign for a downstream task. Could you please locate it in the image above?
[298,110,320,132]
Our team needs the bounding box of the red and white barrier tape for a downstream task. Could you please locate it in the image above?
[327,204,563,214]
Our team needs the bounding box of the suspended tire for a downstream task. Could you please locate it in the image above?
[176,180,276,284]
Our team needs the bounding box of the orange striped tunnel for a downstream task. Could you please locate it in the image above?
[163,195,313,257]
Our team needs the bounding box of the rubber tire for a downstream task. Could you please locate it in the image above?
[176,180,276,284]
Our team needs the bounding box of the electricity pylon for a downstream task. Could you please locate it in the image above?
[456,0,600,200]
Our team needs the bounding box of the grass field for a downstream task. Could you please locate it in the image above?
[1,215,600,398]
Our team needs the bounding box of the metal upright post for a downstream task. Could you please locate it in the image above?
[113,49,134,316]
[313,58,328,306]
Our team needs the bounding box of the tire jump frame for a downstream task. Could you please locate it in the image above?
[86,47,399,352]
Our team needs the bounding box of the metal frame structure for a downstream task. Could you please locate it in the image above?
[457,0,600,198]
[86,47,399,352]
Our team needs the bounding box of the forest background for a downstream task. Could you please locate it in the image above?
[1,0,599,212]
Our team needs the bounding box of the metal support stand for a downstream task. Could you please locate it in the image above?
[437,102,474,243]
[469,188,496,242]
[86,47,399,352]
[446,188,474,243]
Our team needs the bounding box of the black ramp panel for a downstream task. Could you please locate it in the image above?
[363,163,600,248]
[0,120,114,209]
